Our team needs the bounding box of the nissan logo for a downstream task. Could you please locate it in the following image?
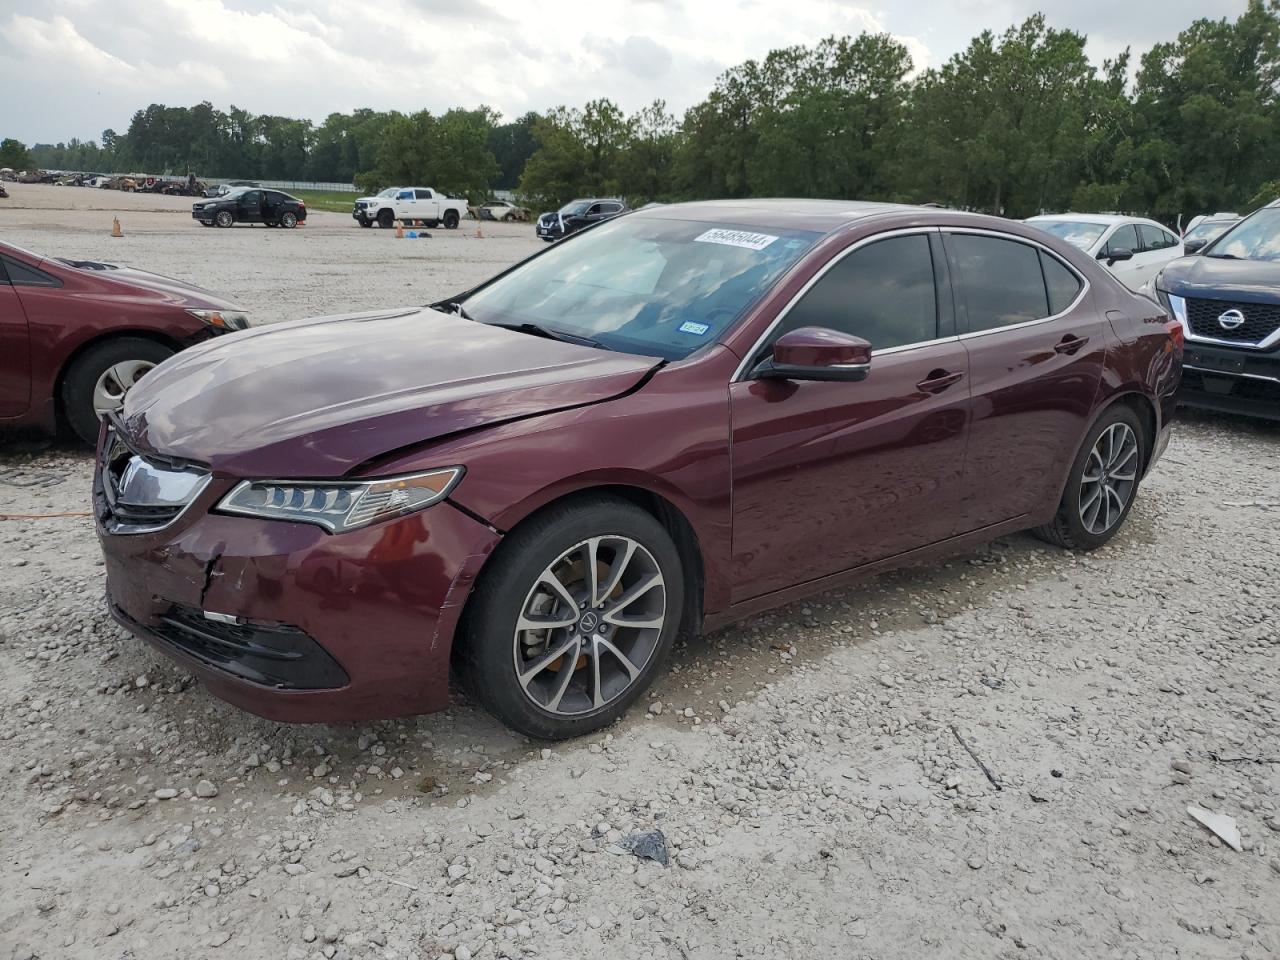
[1218,308,1246,330]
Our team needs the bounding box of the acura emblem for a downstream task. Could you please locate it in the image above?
[1217,308,1246,330]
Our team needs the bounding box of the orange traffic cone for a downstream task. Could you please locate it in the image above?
[394,220,404,239]
[474,224,484,239]
[110,217,123,238]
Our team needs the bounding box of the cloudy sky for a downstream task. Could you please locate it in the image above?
[0,0,1247,144]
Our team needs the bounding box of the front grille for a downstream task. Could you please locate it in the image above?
[1186,298,1280,345]
[96,427,210,534]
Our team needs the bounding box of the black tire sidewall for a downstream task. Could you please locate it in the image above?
[1057,405,1145,549]
[462,499,684,740]
[62,338,175,444]
[378,209,394,228]
[444,212,459,229]
[215,210,233,227]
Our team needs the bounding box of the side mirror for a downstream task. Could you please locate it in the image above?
[1100,247,1134,264]
[755,327,872,383]
[1183,237,1207,254]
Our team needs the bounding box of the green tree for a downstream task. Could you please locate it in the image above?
[1,138,32,170]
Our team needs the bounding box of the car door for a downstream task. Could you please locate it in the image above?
[728,230,971,602]
[396,189,416,219]
[943,229,1106,532]
[238,190,263,224]
[1099,223,1143,290]
[414,189,437,219]
[0,256,32,417]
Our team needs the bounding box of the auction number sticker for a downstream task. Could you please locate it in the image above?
[694,228,778,251]
[679,321,710,336]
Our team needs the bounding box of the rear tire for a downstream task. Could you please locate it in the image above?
[61,338,174,445]
[1033,404,1145,551]
[443,210,460,229]
[279,211,298,229]
[459,497,684,740]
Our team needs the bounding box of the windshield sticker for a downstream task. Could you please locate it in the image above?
[679,321,710,336]
[694,229,778,251]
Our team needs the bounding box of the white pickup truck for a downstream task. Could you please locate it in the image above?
[352,187,468,229]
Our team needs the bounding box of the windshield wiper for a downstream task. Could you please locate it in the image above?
[1207,252,1242,260]
[487,321,606,349]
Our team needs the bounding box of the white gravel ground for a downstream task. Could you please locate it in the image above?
[1,184,1278,960]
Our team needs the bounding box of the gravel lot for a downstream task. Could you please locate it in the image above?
[2,184,1278,960]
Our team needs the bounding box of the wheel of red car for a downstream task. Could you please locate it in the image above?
[214,210,234,228]
[61,337,174,445]
[1033,404,1146,551]
[279,211,298,229]
[459,496,684,740]
[443,210,460,229]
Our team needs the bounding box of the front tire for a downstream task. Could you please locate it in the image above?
[459,497,685,740]
[443,210,460,229]
[214,210,233,228]
[1033,404,1145,550]
[61,338,174,444]
[377,209,394,228]
[358,217,371,228]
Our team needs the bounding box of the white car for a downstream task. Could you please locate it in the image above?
[1024,213,1184,290]
[352,187,468,229]
[478,199,529,222]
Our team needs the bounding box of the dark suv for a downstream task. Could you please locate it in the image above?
[1148,200,1280,418]
[535,198,628,241]
[192,188,307,229]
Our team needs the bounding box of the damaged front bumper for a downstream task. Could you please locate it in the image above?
[92,429,501,723]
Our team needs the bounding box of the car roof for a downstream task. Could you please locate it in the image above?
[1027,213,1145,226]
[632,198,934,232]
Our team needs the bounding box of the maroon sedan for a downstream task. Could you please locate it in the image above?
[95,200,1182,739]
[0,241,249,443]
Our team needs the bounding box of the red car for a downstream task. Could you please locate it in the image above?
[95,201,1182,739]
[0,241,249,443]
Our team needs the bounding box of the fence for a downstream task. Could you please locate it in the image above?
[246,180,357,193]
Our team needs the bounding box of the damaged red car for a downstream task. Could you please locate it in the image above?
[95,200,1182,739]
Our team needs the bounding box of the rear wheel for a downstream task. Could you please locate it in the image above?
[1033,404,1145,550]
[459,497,684,740]
[443,210,460,229]
[279,211,298,229]
[377,208,394,228]
[214,210,233,228]
[61,338,174,444]
[426,219,440,229]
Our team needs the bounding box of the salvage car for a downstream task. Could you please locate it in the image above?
[477,199,529,222]
[95,199,1182,739]
[0,240,249,444]
[192,188,306,228]
[535,198,628,241]
[1145,200,1280,419]
[1025,213,1183,290]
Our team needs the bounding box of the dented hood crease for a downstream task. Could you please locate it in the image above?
[120,308,660,477]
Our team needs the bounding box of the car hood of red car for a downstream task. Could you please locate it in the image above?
[59,260,247,312]
[118,307,662,478]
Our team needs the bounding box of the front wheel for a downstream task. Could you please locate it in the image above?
[1033,404,1145,550]
[377,209,394,228]
[459,497,684,740]
[61,338,174,444]
[214,210,234,228]
[358,217,371,228]
[443,210,459,229]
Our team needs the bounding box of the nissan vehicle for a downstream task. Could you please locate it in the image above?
[1145,200,1280,418]
[535,198,628,241]
[0,240,249,444]
[95,200,1181,739]
[1025,213,1183,290]
[192,188,306,228]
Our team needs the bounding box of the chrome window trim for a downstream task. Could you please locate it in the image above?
[730,227,944,383]
[1184,364,1280,384]
[942,226,1091,340]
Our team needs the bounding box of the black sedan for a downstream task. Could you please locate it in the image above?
[193,188,306,228]
[535,198,628,241]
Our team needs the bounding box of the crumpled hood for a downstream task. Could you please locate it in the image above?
[119,308,661,478]
[1158,254,1280,304]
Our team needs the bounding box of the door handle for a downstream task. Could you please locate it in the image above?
[916,369,963,394]
[1054,335,1090,355]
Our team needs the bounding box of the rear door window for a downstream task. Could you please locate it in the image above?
[946,234,1049,333]
[1139,224,1177,251]
[414,189,433,200]
[770,233,938,351]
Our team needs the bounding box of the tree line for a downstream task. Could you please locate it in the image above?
[14,3,1280,223]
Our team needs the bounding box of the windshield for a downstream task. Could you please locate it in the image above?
[377,187,400,198]
[1184,220,1237,246]
[1204,208,1280,260]
[1027,219,1108,250]
[462,216,821,360]
[559,200,591,215]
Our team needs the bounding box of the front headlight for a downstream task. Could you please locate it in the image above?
[216,468,464,533]
[187,308,252,331]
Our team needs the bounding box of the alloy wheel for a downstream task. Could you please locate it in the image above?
[1079,422,1138,535]
[92,360,156,417]
[513,536,666,716]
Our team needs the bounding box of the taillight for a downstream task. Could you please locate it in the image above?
[1166,317,1184,354]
